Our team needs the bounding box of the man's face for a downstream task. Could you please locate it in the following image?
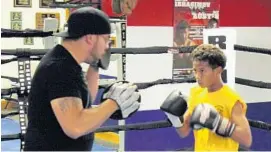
[93,34,111,60]
[85,34,111,62]
[192,60,218,88]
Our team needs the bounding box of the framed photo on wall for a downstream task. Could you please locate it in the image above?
[24,37,34,45]
[14,0,32,7]
[11,21,22,30]
[35,12,60,30]
[11,12,22,21]
[39,0,54,8]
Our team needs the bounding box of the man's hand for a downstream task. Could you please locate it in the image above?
[190,103,236,137]
[160,90,188,128]
[102,81,140,119]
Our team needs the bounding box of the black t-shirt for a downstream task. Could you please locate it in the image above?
[23,45,94,151]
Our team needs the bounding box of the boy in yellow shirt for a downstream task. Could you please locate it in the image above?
[161,44,252,151]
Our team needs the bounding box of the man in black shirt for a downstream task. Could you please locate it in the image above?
[24,7,140,151]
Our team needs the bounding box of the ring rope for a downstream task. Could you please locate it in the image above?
[1,29,271,56]
[101,77,271,90]
[2,76,271,97]
[234,44,271,55]
[235,77,271,89]
[1,76,19,82]
[2,112,19,118]
[2,75,271,141]
[1,28,271,54]
[1,88,19,96]
[2,76,271,98]
[1,28,54,38]
[2,119,270,141]
[1,56,42,64]
[1,46,270,57]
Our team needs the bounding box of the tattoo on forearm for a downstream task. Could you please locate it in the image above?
[58,97,81,113]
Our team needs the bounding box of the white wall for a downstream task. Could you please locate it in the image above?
[126,26,194,111]
[126,26,271,111]
[233,27,271,103]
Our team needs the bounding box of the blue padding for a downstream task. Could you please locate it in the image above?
[99,74,117,79]
[246,101,271,151]
[125,110,194,151]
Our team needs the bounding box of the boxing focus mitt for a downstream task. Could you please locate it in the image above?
[101,81,141,120]
[160,90,188,128]
[190,103,236,137]
[90,49,111,71]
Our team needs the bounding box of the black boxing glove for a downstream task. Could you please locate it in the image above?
[101,81,141,120]
[90,49,111,71]
[160,90,188,128]
[190,103,236,137]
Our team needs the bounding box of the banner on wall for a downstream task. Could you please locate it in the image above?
[172,0,220,80]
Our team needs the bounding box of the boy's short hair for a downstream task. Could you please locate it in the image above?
[191,44,227,69]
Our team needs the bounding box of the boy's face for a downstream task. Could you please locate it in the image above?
[192,60,220,88]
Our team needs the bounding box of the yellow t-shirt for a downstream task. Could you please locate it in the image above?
[188,85,247,151]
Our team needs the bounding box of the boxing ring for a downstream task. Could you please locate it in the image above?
[1,24,271,151]
[1,1,271,151]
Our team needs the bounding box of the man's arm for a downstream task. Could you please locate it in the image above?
[176,110,191,138]
[230,101,252,148]
[51,97,118,139]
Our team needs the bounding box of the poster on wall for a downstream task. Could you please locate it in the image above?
[172,0,220,80]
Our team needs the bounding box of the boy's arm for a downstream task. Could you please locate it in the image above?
[230,101,252,148]
[175,87,202,138]
[176,110,191,138]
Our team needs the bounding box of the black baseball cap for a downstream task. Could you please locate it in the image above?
[54,7,111,38]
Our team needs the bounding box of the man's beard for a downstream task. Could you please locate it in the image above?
[90,50,99,61]
[84,48,99,64]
